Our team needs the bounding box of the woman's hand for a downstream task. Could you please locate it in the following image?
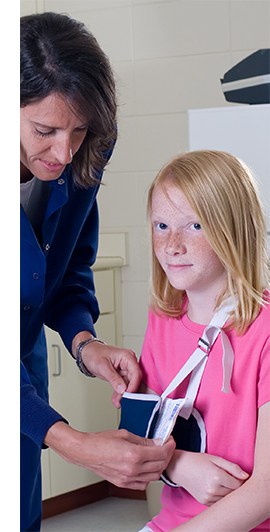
[72,333,142,407]
[44,422,176,491]
[166,450,249,506]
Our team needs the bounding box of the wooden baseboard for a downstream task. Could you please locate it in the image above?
[42,481,146,519]
[108,484,147,500]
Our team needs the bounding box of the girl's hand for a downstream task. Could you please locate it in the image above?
[166,450,249,506]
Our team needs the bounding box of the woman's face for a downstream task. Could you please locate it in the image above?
[20,93,88,181]
[151,181,227,300]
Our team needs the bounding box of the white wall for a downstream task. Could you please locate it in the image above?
[21,0,270,355]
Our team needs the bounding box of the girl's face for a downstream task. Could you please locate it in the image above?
[20,93,88,181]
[151,181,227,300]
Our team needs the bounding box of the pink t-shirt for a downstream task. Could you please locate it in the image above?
[140,299,270,532]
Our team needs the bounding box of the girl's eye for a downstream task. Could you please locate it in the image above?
[192,223,202,231]
[155,222,168,231]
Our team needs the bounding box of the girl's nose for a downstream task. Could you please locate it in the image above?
[165,233,186,255]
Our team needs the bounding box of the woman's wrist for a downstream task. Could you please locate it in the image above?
[44,421,88,464]
[71,331,95,358]
[44,420,73,449]
[71,332,106,377]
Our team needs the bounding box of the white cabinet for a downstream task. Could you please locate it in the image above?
[41,258,124,499]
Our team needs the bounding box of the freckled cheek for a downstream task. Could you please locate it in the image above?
[190,235,211,254]
[198,243,224,271]
[153,235,166,260]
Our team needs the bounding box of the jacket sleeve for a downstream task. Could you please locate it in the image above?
[20,361,67,448]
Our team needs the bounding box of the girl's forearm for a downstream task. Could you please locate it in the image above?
[170,474,270,532]
[166,450,249,506]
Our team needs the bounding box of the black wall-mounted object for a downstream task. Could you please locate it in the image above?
[220,49,270,104]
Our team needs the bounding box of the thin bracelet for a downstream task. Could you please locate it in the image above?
[75,337,106,377]
[160,472,181,488]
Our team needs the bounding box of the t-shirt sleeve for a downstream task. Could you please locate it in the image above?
[257,336,270,408]
[139,310,163,395]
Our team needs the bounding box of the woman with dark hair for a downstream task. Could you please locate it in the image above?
[20,12,175,532]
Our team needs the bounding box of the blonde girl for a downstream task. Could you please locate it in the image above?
[139,150,270,532]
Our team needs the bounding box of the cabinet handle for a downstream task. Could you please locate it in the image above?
[52,344,62,376]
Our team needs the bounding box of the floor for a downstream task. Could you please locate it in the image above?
[41,497,150,532]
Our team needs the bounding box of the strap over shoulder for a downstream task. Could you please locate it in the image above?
[161,296,236,418]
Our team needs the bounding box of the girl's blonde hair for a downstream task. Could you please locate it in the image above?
[147,150,270,333]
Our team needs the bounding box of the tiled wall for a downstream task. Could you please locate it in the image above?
[21,0,270,356]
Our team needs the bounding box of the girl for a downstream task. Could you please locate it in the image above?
[139,150,270,531]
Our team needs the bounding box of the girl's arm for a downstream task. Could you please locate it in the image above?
[166,450,248,505]
[170,401,270,532]
[140,383,248,505]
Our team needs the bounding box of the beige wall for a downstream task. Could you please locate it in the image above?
[21,0,270,355]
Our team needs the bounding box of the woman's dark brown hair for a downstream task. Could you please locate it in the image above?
[20,11,117,187]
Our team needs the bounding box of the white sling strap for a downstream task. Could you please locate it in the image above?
[160,296,236,420]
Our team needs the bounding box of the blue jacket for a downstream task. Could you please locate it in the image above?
[20,162,103,448]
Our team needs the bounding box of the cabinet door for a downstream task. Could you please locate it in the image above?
[94,269,115,314]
